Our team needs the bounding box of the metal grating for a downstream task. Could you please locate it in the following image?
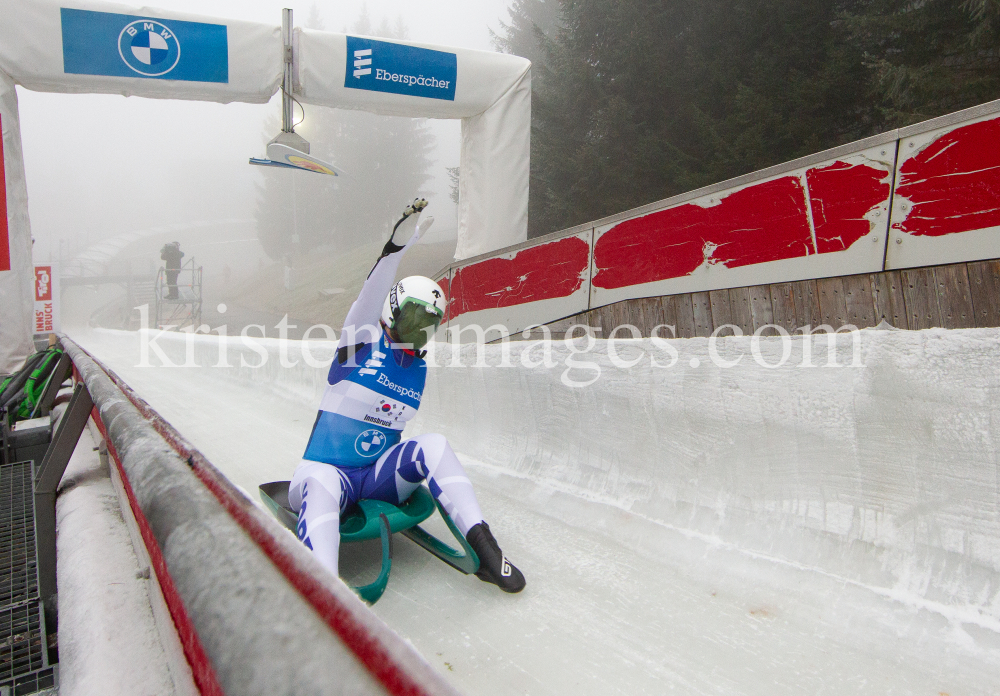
[0,603,48,687]
[0,461,38,609]
[0,461,54,695]
[0,666,56,696]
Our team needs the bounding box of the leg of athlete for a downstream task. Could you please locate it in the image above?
[361,433,483,534]
[361,433,526,593]
[289,461,351,576]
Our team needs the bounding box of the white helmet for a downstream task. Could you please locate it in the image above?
[381,276,447,350]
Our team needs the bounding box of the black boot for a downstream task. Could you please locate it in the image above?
[465,522,525,593]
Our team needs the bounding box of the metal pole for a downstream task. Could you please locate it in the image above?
[282,8,293,133]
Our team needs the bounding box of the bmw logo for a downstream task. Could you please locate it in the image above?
[118,20,181,77]
[354,429,387,457]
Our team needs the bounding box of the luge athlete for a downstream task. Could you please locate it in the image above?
[289,198,525,593]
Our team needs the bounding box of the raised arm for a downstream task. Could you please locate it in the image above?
[337,199,432,350]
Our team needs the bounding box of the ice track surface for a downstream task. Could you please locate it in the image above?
[74,327,1000,695]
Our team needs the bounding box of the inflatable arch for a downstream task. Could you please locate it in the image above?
[0,0,531,370]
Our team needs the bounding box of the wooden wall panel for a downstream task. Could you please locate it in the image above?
[872,271,908,329]
[842,275,877,329]
[790,280,821,331]
[692,291,714,337]
[933,264,975,329]
[601,301,631,332]
[769,283,797,334]
[968,259,1000,328]
[635,297,668,334]
[660,295,680,337]
[901,267,941,330]
[560,258,999,339]
[728,287,754,335]
[817,277,848,329]
[709,290,734,333]
[592,304,612,333]
[589,303,612,333]
[748,285,775,334]
[581,308,601,331]
[674,294,697,338]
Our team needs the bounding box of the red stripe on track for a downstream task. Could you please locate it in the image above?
[74,342,433,696]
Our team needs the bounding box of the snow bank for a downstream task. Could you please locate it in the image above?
[56,423,183,696]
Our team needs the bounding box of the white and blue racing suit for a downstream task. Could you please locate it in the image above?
[289,213,484,576]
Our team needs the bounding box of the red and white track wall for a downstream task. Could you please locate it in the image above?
[438,99,1000,337]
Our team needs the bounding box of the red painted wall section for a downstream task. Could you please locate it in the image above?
[893,117,1000,237]
[592,161,890,290]
[438,273,452,322]
[807,161,891,253]
[449,235,590,318]
[0,113,9,272]
[592,176,813,290]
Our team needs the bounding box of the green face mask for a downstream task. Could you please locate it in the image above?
[392,298,443,350]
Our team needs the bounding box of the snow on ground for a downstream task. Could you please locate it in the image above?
[56,419,184,695]
[71,326,1000,695]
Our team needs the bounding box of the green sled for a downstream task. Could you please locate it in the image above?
[258,481,479,604]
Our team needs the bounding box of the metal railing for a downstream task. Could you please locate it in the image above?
[57,336,460,696]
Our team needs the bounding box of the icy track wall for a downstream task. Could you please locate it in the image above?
[144,328,1000,622]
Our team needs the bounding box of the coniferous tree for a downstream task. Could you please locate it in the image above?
[494,0,1000,239]
[492,0,562,70]
[844,0,1000,127]
[493,0,569,237]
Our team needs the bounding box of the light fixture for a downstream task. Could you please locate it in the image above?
[249,9,344,176]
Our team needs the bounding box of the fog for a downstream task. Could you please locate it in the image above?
[19,0,513,333]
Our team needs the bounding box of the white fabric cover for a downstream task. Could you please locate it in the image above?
[0,71,35,373]
[295,29,531,259]
[0,0,281,104]
[457,67,530,259]
[295,29,530,118]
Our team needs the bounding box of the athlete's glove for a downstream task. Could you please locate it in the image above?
[379,198,429,258]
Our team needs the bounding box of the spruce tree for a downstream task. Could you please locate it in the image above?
[845,0,1000,127]
[496,0,1000,238]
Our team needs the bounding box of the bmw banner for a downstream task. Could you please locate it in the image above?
[0,1,280,103]
[61,8,228,83]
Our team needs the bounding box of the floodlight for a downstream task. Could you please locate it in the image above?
[249,9,344,176]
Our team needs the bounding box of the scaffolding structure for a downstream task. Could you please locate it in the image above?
[154,258,203,330]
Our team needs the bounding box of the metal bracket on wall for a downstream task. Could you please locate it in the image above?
[34,382,94,609]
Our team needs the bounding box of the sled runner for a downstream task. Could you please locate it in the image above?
[258,481,479,604]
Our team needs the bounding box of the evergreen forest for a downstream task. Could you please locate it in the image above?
[493,0,1000,237]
